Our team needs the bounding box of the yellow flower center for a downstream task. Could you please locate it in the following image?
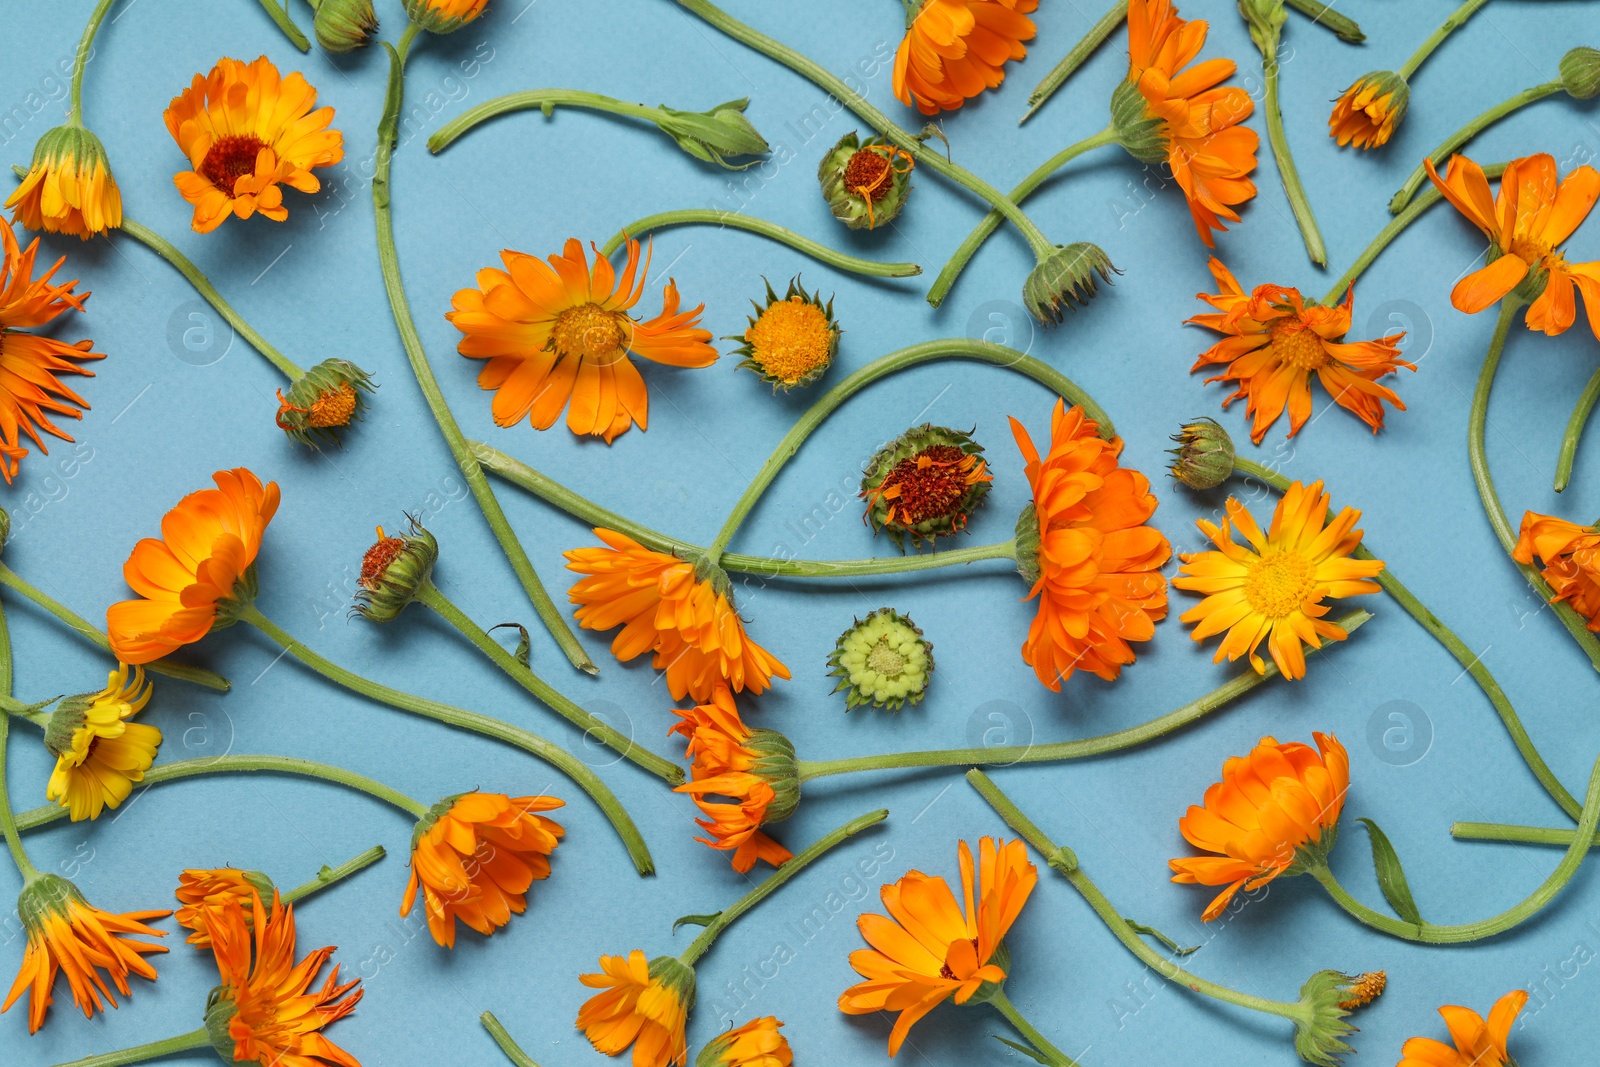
[1243,549,1316,619]
[308,383,358,428]
[1268,319,1330,371]
[551,302,629,363]
[1509,235,1552,265]
[745,297,833,383]
[865,637,906,678]
[200,134,270,192]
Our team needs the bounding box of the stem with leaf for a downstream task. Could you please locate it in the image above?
[988,988,1080,1067]
[597,209,922,278]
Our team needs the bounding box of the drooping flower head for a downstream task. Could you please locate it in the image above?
[448,238,716,443]
[314,0,379,52]
[1009,401,1171,690]
[174,868,275,947]
[861,424,992,550]
[1189,258,1413,443]
[893,0,1039,115]
[1174,480,1383,678]
[1328,71,1409,150]
[164,56,344,233]
[698,1017,792,1067]
[106,468,280,664]
[404,0,490,34]
[402,791,565,948]
[730,277,839,391]
[1513,511,1600,630]
[839,837,1038,1057]
[43,663,160,822]
[1398,990,1527,1067]
[274,359,375,446]
[828,608,935,712]
[566,529,790,701]
[1426,152,1600,339]
[577,950,696,1067]
[6,124,122,239]
[1169,732,1349,920]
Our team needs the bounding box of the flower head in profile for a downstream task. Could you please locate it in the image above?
[352,517,438,624]
[860,424,992,550]
[1328,71,1409,150]
[404,0,489,34]
[1513,511,1600,630]
[0,221,103,483]
[566,529,789,701]
[44,663,159,822]
[174,868,275,947]
[448,239,716,443]
[1190,259,1413,443]
[6,124,122,239]
[1426,152,1600,339]
[1399,990,1527,1067]
[577,950,696,1067]
[730,277,839,391]
[698,1017,792,1067]
[1169,732,1349,920]
[894,0,1039,115]
[402,791,565,948]
[839,837,1037,1057]
[1174,480,1383,678]
[3,873,169,1033]
[274,359,374,447]
[1009,401,1170,690]
[106,468,280,664]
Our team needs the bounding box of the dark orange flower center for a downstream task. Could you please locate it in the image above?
[200,135,270,192]
[360,530,406,590]
[874,446,980,527]
[1268,319,1331,371]
[844,149,893,202]
[308,383,358,428]
[1242,549,1315,618]
[551,303,628,362]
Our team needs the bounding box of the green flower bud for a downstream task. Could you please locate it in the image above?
[1023,243,1118,326]
[1293,969,1385,1066]
[1561,47,1600,99]
[353,517,438,623]
[1167,417,1236,490]
[275,359,375,447]
[828,608,935,712]
[314,0,378,53]
[860,424,991,550]
[656,98,770,169]
[818,131,913,230]
[728,277,840,391]
[1236,0,1287,52]
[1110,80,1168,164]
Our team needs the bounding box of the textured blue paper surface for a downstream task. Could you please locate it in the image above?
[3,1,1600,1064]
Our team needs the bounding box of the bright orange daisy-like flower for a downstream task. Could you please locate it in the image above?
[1009,400,1170,690]
[566,529,790,702]
[106,468,280,665]
[448,238,717,443]
[1124,0,1259,245]
[1175,480,1383,679]
[1190,259,1413,443]
[1399,990,1527,1067]
[893,0,1039,115]
[6,125,123,239]
[840,837,1037,1057]
[1426,152,1600,340]
[577,949,696,1067]
[1514,511,1600,631]
[1169,732,1348,921]
[174,867,272,947]
[402,791,565,948]
[1328,71,1409,150]
[164,56,344,233]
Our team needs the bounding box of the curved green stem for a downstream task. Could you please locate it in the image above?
[238,605,653,874]
[0,587,41,879]
[1452,822,1600,848]
[1283,0,1364,42]
[0,561,230,691]
[1021,2,1128,125]
[1389,85,1560,214]
[69,0,118,126]
[1397,0,1493,80]
[481,1012,543,1067]
[1261,31,1327,267]
[679,808,887,966]
[49,1028,211,1067]
[702,339,1114,565]
[598,209,921,278]
[797,611,1369,781]
[928,126,1119,307]
[431,89,680,152]
[412,582,683,784]
[1555,363,1600,493]
[373,35,595,676]
[988,989,1080,1067]
[282,844,388,903]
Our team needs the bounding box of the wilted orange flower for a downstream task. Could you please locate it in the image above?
[6,125,122,239]
[407,0,490,27]
[566,529,790,701]
[164,56,343,233]
[1190,259,1413,443]
[0,221,102,483]
[669,686,795,873]
[1169,732,1348,921]
[174,868,270,947]
[839,837,1037,1057]
[703,1017,792,1067]
[208,892,362,1067]
[893,0,1039,115]
[1513,511,1600,630]
[448,239,716,443]
[1009,400,1170,690]
[1126,0,1258,245]
[106,468,280,664]
[44,663,159,822]
[577,950,695,1067]
[1426,152,1600,339]
[1328,71,1408,150]
[1175,480,1383,678]
[1399,990,1527,1067]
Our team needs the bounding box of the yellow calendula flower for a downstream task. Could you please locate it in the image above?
[6,124,122,239]
[44,664,159,822]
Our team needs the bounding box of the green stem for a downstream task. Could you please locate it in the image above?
[1468,299,1600,672]
[238,606,653,874]
[281,844,389,903]
[1020,2,1129,125]
[255,0,310,51]
[1231,457,1582,821]
[928,126,1119,306]
[1283,0,1365,42]
[49,1028,211,1067]
[678,808,887,965]
[481,1012,543,1067]
[412,582,683,784]
[430,89,679,152]
[988,989,1080,1067]
[373,34,595,677]
[0,586,41,879]
[0,561,231,691]
[797,611,1369,781]
[1555,363,1600,493]
[597,209,921,279]
[1388,84,1560,214]
[1261,30,1327,267]
[69,0,119,126]
[702,339,1114,565]
[1452,822,1600,848]
[1308,750,1600,942]
[1397,0,1493,80]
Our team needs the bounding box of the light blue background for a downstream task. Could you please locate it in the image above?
[3,0,1600,1064]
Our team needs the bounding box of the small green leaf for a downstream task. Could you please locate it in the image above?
[1124,919,1199,956]
[992,1035,1054,1065]
[1358,818,1423,925]
[672,912,721,933]
[490,623,532,667]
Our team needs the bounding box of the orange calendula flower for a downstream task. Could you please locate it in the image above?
[1399,990,1527,1067]
[0,221,102,483]
[577,950,696,1067]
[1513,511,1600,630]
[1122,0,1258,245]
[448,238,717,443]
[1169,732,1348,921]
[700,1017,792,1067]
[43,663,159,822]
[1190,259,1414,443]
[893,0,1039,115]
[207,892,362,1067]
[839,837,1037,1057]
[164,56,344,234]
[3,874,169,1033]
[174,868,274,947]
[1426,152,1600,339]
[6,124,123,239]
[1328,71,1409,150]
[1009,400,1170,690]
[401,791,565,948]
[405,0,489,33]
[566,529,790,702]
[106,468,280,665]
[1175,480,1383,678]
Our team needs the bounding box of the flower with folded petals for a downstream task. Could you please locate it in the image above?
[1398,990,1526,1067]
[405,0,489,33]
[1328,71,1409,150]
[1513,511,1600,630]
[174,868,275,947]
[578,951,696,1067]
[6,124,122,239]
[698,1017,792,1067]
[43,663,159,822]
[894,0,1039,116]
